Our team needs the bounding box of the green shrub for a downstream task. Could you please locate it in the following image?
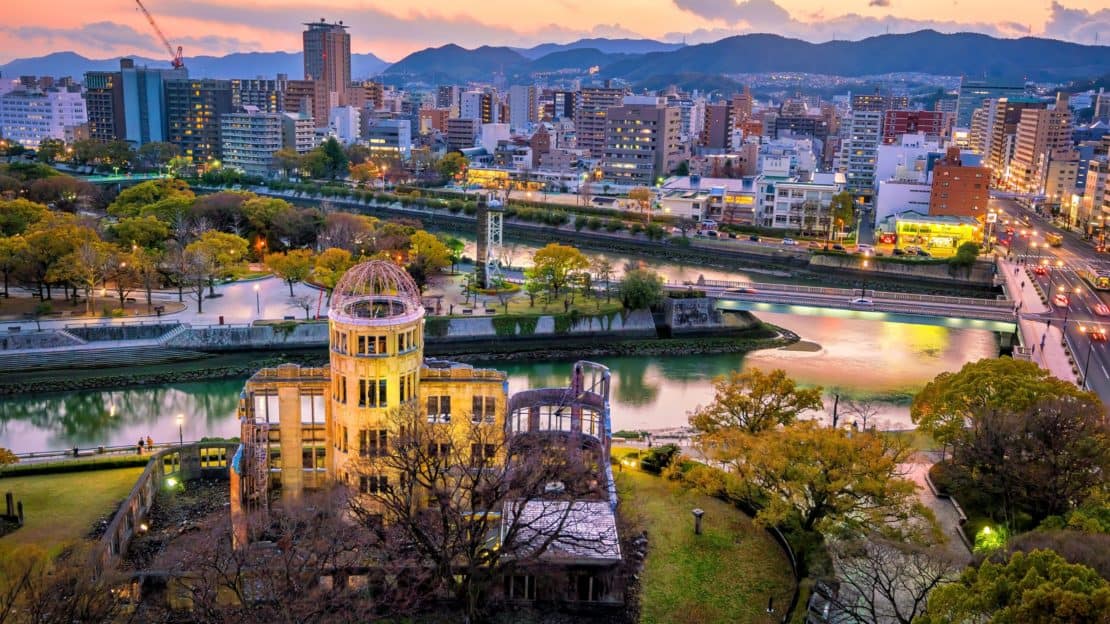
[640,444,680,475]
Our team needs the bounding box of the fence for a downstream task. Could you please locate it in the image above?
[683,278,1013,308]
[90,442,237,575]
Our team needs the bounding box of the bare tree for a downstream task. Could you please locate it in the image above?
[843,398,882,431]
[288,295,314,320]
[348,401,619,621]
[0,546,129,624]
[828,535,959,624]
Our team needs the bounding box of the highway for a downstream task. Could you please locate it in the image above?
[993,198,1110,402]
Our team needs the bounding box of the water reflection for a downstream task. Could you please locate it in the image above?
[0,313,1000,453]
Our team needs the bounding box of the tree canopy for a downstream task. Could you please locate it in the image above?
[530,243,588,298]
[107,178,193,218]
[265,249,315,296]
[690,368,824,436]
[619,268,665,310]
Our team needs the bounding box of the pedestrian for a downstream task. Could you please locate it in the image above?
[72,446,79,458]
[146,435,153,450]
[1041,333,1047,348]
[1046,318,1052,328]
[137,437,145,454]
[1031,344,1036,355]
[1021,281,1025,289]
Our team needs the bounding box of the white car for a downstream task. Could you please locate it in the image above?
[782,238,798,246]
[850,297,874,306]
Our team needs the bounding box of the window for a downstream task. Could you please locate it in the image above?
[575,574,605,602]
[427,396,451,423]
[428,443,451,458]
[471,443,496,462]
[399,371,416,402]
[471,396,497,423]
[334,376,347,404]
[341,425,348,453]
[357,335,387,355]
[360,429,388,457]
[359,475,389,494]
[361,378,388,408]
[252,392,279,422]
[506,575,536,601]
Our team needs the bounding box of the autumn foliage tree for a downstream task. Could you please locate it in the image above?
[265,249,315,296]
[530,242,588,298]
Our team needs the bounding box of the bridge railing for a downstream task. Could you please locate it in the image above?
[714,293,1017,322]
[679,279,1013,309]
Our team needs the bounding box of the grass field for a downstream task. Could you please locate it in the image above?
[0,467,144,557]
[617,469,795,624]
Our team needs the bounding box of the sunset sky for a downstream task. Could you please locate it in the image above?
[2,0,1108,64]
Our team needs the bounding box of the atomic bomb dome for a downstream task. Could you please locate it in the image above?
[328,260,424,326]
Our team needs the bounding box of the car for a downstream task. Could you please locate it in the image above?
[915,249,931,257]
[782,238,798,246]
[727,232,739,239]
[1090,328,1108,342]
[748,234,761,242]
[808,241,823,249]
[849,297,874,306]
[704,230,719,238]
[892,248,907,256]
[725,286,758,294]
[1094,304,1110,316]
[832,244,847,252]
[1033,266,1048,276]
[1053,293,1070,307]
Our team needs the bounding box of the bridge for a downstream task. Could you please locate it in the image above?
[676,279,1018,332]
[81,172,169,185]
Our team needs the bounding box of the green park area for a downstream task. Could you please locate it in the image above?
[0,467,143,557]
[615,460,794,624]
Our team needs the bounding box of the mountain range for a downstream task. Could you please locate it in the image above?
[0,50,388,81]
[383,31,1110,85]
[4,31,1109,87]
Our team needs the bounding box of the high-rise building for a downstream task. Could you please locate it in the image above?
[508,85,537,132]
[303,19,350,104]
[119,58,186,146]
[985,97,1047,185]
[701,102,731,149]
[601,96,682,187]
[282,112,316,153]
[851,90,908,112]
[930,147,990,217]
[220,106,284,177]
[882,110,946,144]
[731,86,753,126]
[84,70,125,142]
[968,106,992,155]
[1094,88,1110,124]
[164,78,232,168]
[0,86,87,148]
[838,110,883,202]
[231,77,288,113]
[419,108,450,134]
[365,119,412,159]
[1008,92,1075,198]
[460,91,497,124]
[446,117,479,151]
[551,90,575,121]
[328,106,361,144]
[574,86,626,158]
[956,78,1025,127]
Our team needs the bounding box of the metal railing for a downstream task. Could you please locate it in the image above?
[680,278,1013,309]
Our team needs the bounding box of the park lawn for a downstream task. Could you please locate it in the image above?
[465,295,624,317]
[617,469,795,624]
[0,467,144,557]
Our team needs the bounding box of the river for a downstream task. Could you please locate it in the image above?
[0,311,998,454]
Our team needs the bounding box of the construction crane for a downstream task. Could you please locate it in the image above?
[134,0,184,69]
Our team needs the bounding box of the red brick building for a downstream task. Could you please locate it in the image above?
[930,147,990,217]
[882,110,946,144]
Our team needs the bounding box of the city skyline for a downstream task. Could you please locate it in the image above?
[2,0,1108,65]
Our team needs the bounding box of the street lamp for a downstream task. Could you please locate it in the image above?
[176,413,184,446]
[1078,326,1098,390]
[253,283,261,315]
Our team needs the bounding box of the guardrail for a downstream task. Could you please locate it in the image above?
[714,292,1018,322]
[683,279,1013,309]
[14,441,191,463]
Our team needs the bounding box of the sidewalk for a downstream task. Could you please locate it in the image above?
[997,257,1078,384]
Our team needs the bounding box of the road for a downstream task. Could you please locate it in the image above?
[992,198,1110,402]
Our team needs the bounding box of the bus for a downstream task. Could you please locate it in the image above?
[1079,264,1110,290]
[1045,233,1063,247]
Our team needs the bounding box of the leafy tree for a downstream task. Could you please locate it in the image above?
[949,395,1109,525]
[672,160,690,176]
[918,550,1110,624]
[0,446,17,466]
[0,198,47,236]
[107,178,193,218]
[271,148,302,179]
[407,230,451,290]
[436,152,468,180]
[440,235,465,273]
[313,247,354,300]
[590,257,614,301]
[348,162,379,187]
[138,195,194,224]
[265,249,315,296]
[131,247,163,310]
[345,142,372,165]
[185,231,248,296]
[690,368,824,436]
[104,249,140,309]
[530,242,588,298]
[949,241,981,272]
[911,357,1093,456]
[320,137,349,180]
[619,268,665,310]
[35,138,67,163]
[733,421,924,536]
[136,141,180,170]
[110,215,170,250]
[17,213,98,299]
[26,176,97,212]
[628,186,653,222]
[320,211,375,252]
[56,241,113,315]
[827,190,855,243]
[0,235,27,297]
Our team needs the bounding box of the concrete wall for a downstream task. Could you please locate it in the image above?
[425,309,657,342]
[808,254,996,285]
[165,322,330,350]
[0,330,81,351]
[66,323,180,342]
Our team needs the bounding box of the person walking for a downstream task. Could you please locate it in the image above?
[137,438,144,455]
[146,435,154,451]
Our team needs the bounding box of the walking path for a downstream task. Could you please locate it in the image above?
[997,257,1078,384]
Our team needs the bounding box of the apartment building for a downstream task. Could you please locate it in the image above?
[601,96,682,187]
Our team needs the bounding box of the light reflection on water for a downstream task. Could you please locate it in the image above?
[0,312,999,454]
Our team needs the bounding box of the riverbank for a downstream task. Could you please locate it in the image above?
[0,325,795,397]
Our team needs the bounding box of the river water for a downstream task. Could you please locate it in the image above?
[0,311,998,454]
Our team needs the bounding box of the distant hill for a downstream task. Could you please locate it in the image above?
[526,49,630,73]
[602,31,1110,82]
[383,44,526,83]
[517,38,683,59]
[0,50,388,81]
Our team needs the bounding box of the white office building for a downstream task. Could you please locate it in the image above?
[508,85,537,133]
[0,88,87,148]
[365,119,412,159]
[220,106,284,177]
[756,167,846,230]
[837,110,883,201]
[328,106,361,144]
